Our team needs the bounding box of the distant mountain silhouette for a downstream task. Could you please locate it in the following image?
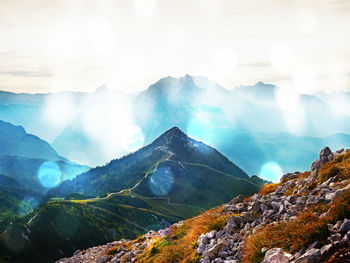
[0,120,62,161]
[1,75,350,174]
[0,120,89,198]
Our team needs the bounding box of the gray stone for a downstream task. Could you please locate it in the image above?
[205,243,223,259]
[294,248,320,263]
[286,195,296,204]
[271,201,281,211]
[306,195,318,206]
[124,252,134,262]
[251,202,261,213]
[116,251,125,258]
[341,233,350,244]
[339,219,350,233]
[196,238,208,253]
[229,195,244,205]
[224,217,237,233]
[308,241,320,250]
[206,230,217,239]
[218,251,228,258]
[329,233,342,243]
[320,244,332,256]
[262,248,290,263]
[251,194,261,201]
[320,147,332,157]
[96,255,112,263]
[275,186,286,195]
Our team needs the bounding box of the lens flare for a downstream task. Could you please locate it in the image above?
[260,162,283,182]
[37,161,62,188]
[149,167,174,196]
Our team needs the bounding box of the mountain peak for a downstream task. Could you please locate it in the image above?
[95,85,109,93]
[163,126,187,137]
[254,81,275,89]
[151,126,189,149]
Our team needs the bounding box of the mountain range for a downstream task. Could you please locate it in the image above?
[1,75,350,175]
[0,127,264,263]
[1,75,349,263]
[0,120,89,218]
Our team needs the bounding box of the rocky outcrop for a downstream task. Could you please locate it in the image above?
[311,147,347,172]
[57,147,350,263]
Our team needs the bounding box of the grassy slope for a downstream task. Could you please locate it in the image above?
[0,156,89,196]
[0,199,178,263]
[105,152,350,263]
[105,205,231,263]
[133,160,259,210]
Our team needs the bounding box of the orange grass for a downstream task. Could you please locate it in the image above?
[243,190,350,263]
[319,152,350,183]
[258,183,282,196]
[137,206,231,263]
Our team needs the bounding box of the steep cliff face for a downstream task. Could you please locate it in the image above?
[57,147,350,263]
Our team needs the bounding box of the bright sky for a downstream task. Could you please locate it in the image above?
[0,0,350,94]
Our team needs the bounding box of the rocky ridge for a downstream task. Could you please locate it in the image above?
[57,147,350,263]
